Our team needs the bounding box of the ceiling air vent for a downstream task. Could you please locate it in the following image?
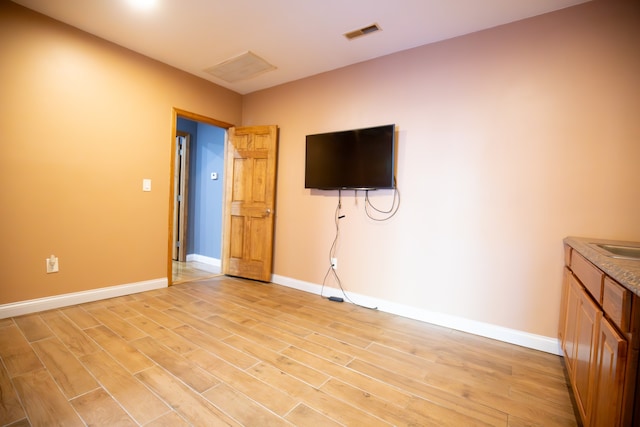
[344,23,381,40]
[204,51,276,83]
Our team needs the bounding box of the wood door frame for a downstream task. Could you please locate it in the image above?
[167,108,234,285]
[173,131,190,262]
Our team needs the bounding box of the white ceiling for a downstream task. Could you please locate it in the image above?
[12,0,591,94]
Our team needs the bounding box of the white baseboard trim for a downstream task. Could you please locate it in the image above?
[271,274,561,356]
[186,254,221,274]
[0,278,167,319]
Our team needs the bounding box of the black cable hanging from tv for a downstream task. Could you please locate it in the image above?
[364,176,401,221]
[320,190,377,310]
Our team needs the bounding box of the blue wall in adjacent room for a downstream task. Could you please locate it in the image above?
[176,117,225,260]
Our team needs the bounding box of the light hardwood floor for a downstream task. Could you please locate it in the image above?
[0,276,578,426]
[172,260,220,284]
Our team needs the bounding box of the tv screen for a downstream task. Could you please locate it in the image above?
[305,124,395,190]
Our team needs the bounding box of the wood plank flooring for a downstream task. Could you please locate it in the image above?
[172,260,220,285]
[0,276,578,426]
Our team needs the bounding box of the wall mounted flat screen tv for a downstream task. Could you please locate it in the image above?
[305,124,396,190]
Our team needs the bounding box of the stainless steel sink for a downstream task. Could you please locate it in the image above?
[594,243,640,260]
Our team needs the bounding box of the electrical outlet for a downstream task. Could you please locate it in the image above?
[331,257,337,270]
[46,255,59,273]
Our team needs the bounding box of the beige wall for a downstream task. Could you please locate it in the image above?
[2,0,638,342]
[0,2,242,304]
[243,0,640,338]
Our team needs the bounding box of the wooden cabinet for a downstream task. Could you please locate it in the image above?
[603,277,632,333]
[591,316,627,426]
[559,245,638,427]
[562,273,601,425]
[561,270,582,376]
[559,268,573,357]
[571,252,604,303]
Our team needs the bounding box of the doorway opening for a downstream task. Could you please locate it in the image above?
[168,109,233,285]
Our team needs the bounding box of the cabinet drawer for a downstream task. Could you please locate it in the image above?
[571,252,604,303]
[564,245,572,267]
[603,277,632,332]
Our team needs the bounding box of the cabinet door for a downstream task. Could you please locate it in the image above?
[573,279,602,426]
[591,317,627,427]
[559,267,572,343]
[563,274,581,376]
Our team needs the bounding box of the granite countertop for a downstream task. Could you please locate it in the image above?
[564,236,640,297]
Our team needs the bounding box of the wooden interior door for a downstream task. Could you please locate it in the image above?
[221,125,278,282]
[172,131,190,261]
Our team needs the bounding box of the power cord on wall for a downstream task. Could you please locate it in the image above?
[365,177,400,221]
[320,190,378,310]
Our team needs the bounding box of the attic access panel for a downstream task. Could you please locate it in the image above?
[205,51,276,83]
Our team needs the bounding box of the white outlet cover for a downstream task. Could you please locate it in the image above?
[143,179,152,191]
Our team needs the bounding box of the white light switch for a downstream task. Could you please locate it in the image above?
[143,179,152,191]
[46,255,59,273]
[210,172,218,180]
